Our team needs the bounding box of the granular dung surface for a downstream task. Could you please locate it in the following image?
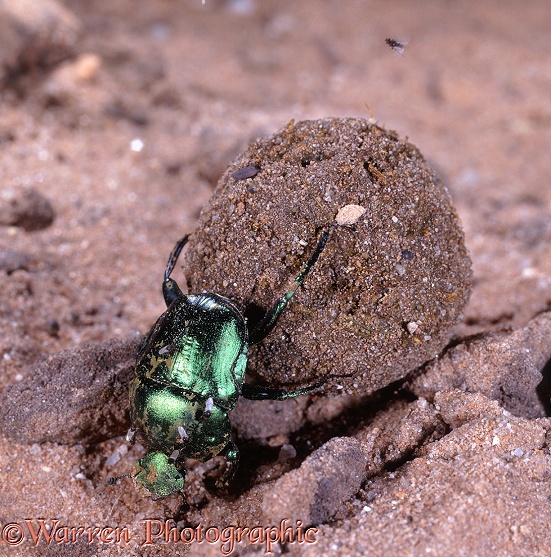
[184,118,472,395]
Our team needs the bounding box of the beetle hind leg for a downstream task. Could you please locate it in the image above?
[214,441,240,488]
[126,425,137,445]
[241,379,325,401]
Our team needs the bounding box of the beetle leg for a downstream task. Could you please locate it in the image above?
[126,425,136,444]
[241,379,325,400]
[248,228,331,344]
[215,441,240,487]
[162,234,189,306]
[178,492,190,514]
[107,473,133,486]
[165,234,190,281]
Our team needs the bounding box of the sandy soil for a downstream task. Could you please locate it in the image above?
[0,1,550,556]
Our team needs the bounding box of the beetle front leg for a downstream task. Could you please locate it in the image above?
[215,441,240,487]
[248,227,331,345]
[162,234,189,306]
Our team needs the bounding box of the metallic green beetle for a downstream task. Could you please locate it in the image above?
[118,228,331,500]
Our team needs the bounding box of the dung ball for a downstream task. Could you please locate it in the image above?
[183,118,472,396]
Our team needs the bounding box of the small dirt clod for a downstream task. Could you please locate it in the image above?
[0,187,55,231]
[0,337,138,445]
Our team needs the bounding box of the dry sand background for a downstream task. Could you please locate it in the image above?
[0,1,550,556]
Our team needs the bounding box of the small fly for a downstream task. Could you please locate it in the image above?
[385,38,408,55]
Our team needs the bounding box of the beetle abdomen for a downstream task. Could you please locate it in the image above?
[129,377,231,461]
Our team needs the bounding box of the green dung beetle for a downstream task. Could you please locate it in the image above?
[110,227,333,502]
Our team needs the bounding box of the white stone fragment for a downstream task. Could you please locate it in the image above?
[335,204,366,225]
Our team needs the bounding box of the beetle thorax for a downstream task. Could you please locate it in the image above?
[136,293,249,409]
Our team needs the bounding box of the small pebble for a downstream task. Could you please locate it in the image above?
[45,319,60,337]
[277,444,297,463]
[0,250,31,274]
[73,53,101,82]
[0,0,82,82]
[335,204,366,226]
[231,164,260,180]
[0,187,55,231]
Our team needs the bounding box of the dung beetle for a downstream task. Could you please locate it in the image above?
[110,227,332,501]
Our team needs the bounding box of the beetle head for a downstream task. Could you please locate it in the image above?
[132,452,184,499]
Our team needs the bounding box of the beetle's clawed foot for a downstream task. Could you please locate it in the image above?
[107,473,132,486]
[201,455,234,492]
[126,426,137,445]
[206,474,233,494]
[214,478,231,491]
[178,496,190,514]
[203,476,228,496]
